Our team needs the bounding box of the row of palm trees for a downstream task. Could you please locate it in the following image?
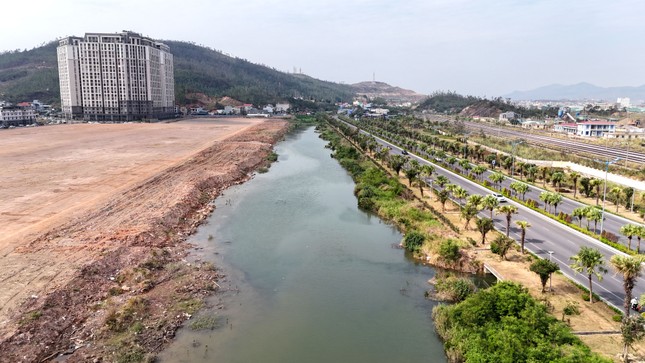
[355,116,641,217]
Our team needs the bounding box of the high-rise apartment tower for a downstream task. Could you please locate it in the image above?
[57,31,175,121]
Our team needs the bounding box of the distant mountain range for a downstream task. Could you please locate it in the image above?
[0,40,424,108]
[504,82,645,102]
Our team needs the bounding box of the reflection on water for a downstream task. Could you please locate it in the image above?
[159,127,447,363]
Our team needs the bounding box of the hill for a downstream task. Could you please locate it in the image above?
[504,82,645,101]
[0,40,356,107]
[417,92,558,118]
[351,81,426,104]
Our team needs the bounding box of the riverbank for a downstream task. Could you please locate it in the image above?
[0,119,289,361]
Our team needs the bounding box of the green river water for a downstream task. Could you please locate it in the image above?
[159,126,447,363]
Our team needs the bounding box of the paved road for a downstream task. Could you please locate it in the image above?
[463,121,645,164]
[339,119,645,310]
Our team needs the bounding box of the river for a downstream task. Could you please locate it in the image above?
[159,126,447,363]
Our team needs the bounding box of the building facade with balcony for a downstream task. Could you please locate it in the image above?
[0,106,37,126]
[57,31,175,121]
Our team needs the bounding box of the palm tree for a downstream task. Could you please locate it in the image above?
[610,255,645,317]
[572,207,586,228]
[551,171,565,191]
[437,189,450,212]
[620,224,639,251]
[489,172,505,190]
[496,205,518,237]
[461,203,479,230]
[549,193,563,214]
[569,171,581,198]
[539,191,551,212]
[590,178,603,205]
[636,226,645,254]
[453,186,469,205]
[609,187,623,212]
[515,220,531,254]
[466,194,484,208]
[569,247,607,303]
[586,207,602,234]
[404,164,419,187]
[435,175,449,188]
[388,154,406,176]
[472,165,487,182]
[476,217,495,245]
[481,195,499,219]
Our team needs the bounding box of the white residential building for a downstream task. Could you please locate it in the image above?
[0,106,37,126]
[275,103,290,113]
[57,31,175,121]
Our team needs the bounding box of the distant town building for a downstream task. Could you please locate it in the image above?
[499,111,517,122]
[275,103,290,113]
[0,106,37,126]
[554,121,616,137]
[57,31,175,121]
[617,98,631,108]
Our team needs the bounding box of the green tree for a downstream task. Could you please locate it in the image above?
[515,220,531,254]
[476,217,495,245]
[491,235,515,260]
[404,164,419,187]
[466,194,484,208]
[403,231,425,253]
[551,171,565,190]
[590,178,603,205]
[435,175,449,188]
[539,191,551,212]
[569,171,581,198]
[549,193,563,214]
[496,204,518,237]
[636,225,645,254]
[572,207,586,228]
[530,259,560,293]
[489,172,505,190]
[388,154,406,176]
[580,177,592,198]
[586,207,602,233]
[453,186,469,205]
[481,194,499,219]
[569,247,607,303]
[461,203,479,230]
[610,255,645,317]
[437,189,450,212]
[609,186,623,212]
[472,165,487,181]
[438,239,461,264]
[621,315,645,362]
[620,224,640,251]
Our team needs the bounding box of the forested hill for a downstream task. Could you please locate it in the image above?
[0,40,355,106]
[166,40,355,105]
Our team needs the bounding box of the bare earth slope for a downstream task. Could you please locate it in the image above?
[0,118,289,361]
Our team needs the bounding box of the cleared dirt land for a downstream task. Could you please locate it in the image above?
[0,118,289,361]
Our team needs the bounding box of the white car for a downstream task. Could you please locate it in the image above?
[492,193,507,203]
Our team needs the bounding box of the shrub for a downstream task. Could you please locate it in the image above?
[404,231,425,253]
[601,230,619,243]
[438,239,461,263]
[433,274,475,303]
[613,314,623,322]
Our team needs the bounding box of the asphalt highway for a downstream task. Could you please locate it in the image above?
[339,119,645,310]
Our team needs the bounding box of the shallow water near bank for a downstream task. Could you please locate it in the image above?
[159,126,447,363]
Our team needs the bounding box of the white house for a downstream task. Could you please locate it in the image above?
[0,106,37,125]
[554,121,616,137]
[275,103,290,113]
[499,111,516,122]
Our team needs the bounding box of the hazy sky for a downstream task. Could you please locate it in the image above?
[1,0,643,96]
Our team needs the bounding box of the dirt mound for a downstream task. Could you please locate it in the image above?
[0,120,289,361]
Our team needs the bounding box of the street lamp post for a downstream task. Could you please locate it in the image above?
[548,251,554,292]
[597,157,621,236]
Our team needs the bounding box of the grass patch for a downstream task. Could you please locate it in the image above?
[189,313,223,330]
